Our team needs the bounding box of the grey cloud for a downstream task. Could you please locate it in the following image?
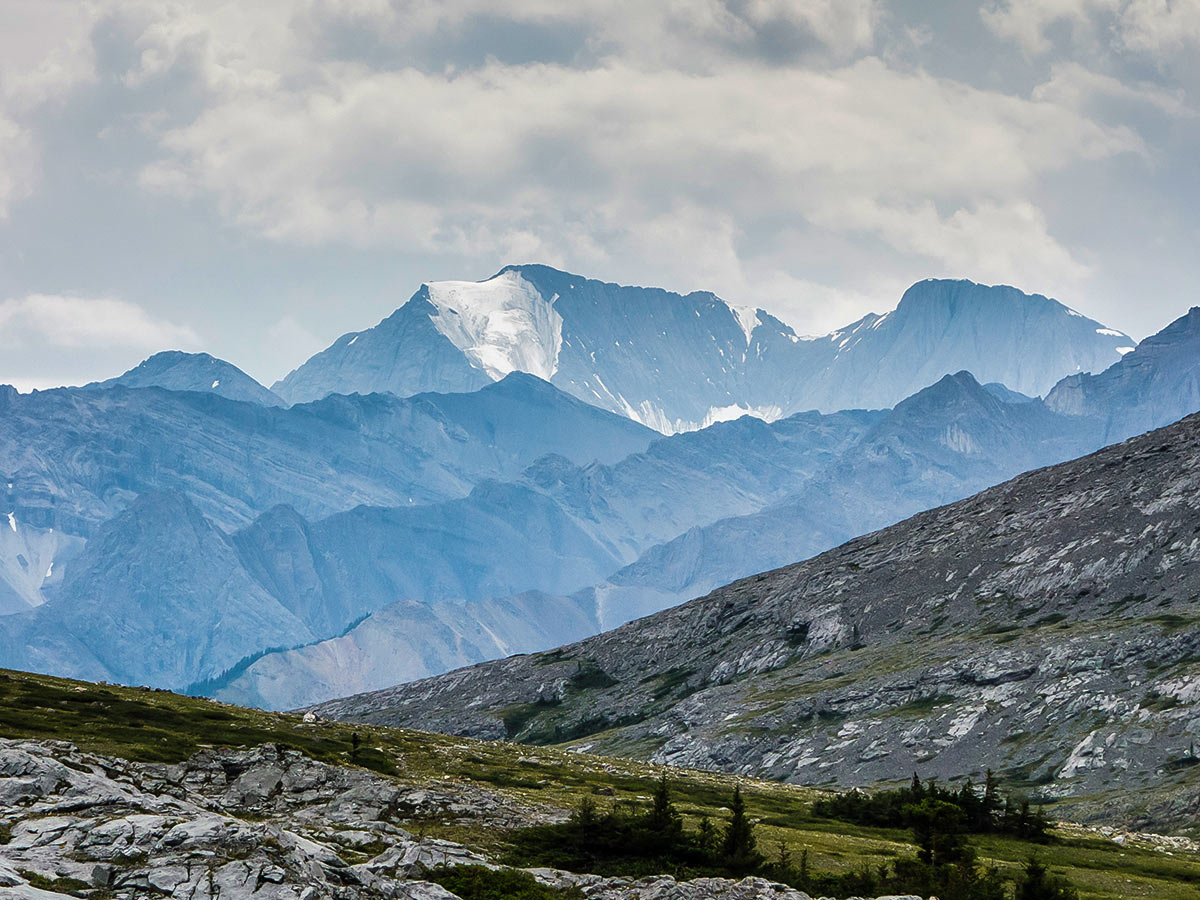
[0,0,1196,389]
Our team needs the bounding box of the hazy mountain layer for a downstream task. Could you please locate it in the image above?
[224,308,1200,707]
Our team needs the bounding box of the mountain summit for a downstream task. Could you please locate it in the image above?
[273,266,1133,431]
[87,350,285,407]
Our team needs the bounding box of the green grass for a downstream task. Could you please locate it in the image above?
[426,865,583,899]
[18,869,91,893]
[3,668,1200,899]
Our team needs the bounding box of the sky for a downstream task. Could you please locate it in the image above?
[0,0,1197,390]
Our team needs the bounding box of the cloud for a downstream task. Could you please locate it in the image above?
[1120,0,1200,55]
[980,0,1117,54]
[1033,61,1193,117]
[982,0,1200,59]
[135,52,1140,310]
[2,0,1192,359]
[0,294,200,350]
[264,315,325,375]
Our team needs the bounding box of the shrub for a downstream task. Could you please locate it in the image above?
[424,865,583,900]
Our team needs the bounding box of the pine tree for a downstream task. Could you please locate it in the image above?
[573,795,598,829]
[722,786,762,872]
[697,815,718,857]
[982,769,1002,828]
[1014,857,1079,900]
[647,773,683,842]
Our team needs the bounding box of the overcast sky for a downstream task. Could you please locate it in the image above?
[1,0,1197,390]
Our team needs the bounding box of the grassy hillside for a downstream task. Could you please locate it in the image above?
[2,667,1198,899]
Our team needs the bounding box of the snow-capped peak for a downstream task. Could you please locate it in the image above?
[423,270,564,381]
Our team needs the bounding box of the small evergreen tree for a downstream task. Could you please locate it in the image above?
[647,774,682,840]
[910,772,924,799]
[906,797,968,867]
[573,795,598,829]
[696,815,718,856]
[1014,857,1079,900]
[982,769,1002,825]
[721,787,762,872]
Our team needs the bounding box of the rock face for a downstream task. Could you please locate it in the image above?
[0,738,515,900]
[85,350,286,407]
[1045,306,1200,444]
[0,491,315,690]
[312,410,1200,829]
[0,738,870,900]
[274,266,1133,432]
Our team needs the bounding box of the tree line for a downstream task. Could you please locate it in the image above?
[505,773,1077,900]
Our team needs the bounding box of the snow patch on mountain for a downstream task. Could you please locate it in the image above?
[424,270,564,380]
[731,306,761,345]
[702,403,783,428]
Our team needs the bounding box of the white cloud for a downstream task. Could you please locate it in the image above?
[2,0,1190,361]
[982,0,1200,58]
[135,53,1139,309]
[0,294,200,350]
[980,0,1118,54]
[0,0,100,109]
[1120,0,1200,55]
[1033,61,1193,117]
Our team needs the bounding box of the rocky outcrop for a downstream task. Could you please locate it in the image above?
[0,738,912,900]
[0,737,530,899]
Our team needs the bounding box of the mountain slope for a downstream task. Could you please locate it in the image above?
[312,410,1200,826]
[0,491,315,689]
[0,374,652,624]
[274,266,1133,431]
[225,311,1200,710]
[801,280,1135,409]
[86,350,286,406]
[213,591,601,710]
[0,374,652,538]
[1046,306,1200,444]
[547,371,1094,626]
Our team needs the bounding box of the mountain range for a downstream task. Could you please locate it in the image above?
[215,306,1200,709]
[273,267,1134,432]
[313,401,1200,829]
[0,264,1193,716]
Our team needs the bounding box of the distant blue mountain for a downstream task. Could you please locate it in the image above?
[274,266,1134,431]
[1046,307,1200,443]
[0,491,315,689]
[0,374,653,613]
[86,350,285,407]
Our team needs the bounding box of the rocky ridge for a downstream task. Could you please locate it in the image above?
[0,738,909,900]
